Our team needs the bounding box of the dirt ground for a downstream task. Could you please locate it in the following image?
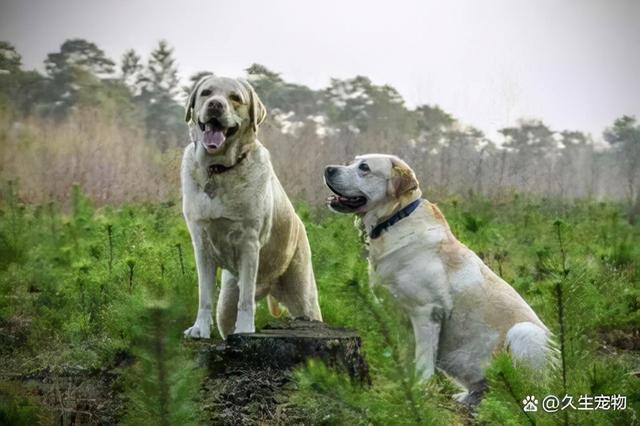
[0,318,369,425]
[3,317,635,425]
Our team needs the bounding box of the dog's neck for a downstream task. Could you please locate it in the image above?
[194,137,258,170]
[361,189,423,237]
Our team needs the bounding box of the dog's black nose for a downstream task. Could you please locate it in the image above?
[207,99,224,115]
[325,166,338,179]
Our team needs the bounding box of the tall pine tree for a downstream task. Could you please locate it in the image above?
[42,39,116,116]
[120,48,143,96]
[139,41,183,150]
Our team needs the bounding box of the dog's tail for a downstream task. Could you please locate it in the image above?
[506,321,557,370]
[267,294,282,318]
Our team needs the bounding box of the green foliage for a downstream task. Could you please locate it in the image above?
[500,119,555,155]
[604,115,640,223]
[123,302,203,426]
[44,39,115,78]
[120,48,143,93]
[1,38,182,148]
[42,39,119,117]
[0,42,48,117]
[136,40,184,150]
[0,182,198,366]
[0,184,639,423]
[293,359,454,426]
[0,382,53,425]
[469,200,640,425]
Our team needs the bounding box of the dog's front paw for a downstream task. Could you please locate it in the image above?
[184,311,211,339]
[453,391,469,403]
[184,323,210,338]
[233,310,255,334]
[453,384,485,406]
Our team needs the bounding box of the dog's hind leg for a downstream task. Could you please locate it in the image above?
[216,270,239,339]
[272,233,322,321]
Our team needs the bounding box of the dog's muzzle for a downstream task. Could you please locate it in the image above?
[324,167,368,213]
[197,117,239,153]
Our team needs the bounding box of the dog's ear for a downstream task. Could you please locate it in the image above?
[239,79,267,132]
[390,158,419,197]
[184,74,213,123]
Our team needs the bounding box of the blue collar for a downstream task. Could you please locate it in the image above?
[369,199,422,239]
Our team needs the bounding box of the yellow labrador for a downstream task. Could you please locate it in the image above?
[181,75,322,339]
[324,153,552,404]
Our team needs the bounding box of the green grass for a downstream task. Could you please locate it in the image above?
[0,185,639,424]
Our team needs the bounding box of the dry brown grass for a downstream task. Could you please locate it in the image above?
[0,110,182,206]
[2,111,616,209]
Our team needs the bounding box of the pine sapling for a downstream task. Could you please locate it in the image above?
[124,302,202,426]
[497,371,535,426]
[175,243,185,276]
[48,201,57,241]
[127,258,136,293]
[106,224,114,274]
[6,180,19,246]
[553,219,570,426]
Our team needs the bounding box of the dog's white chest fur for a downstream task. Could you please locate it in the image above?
[182,144,270,221]
[182,144,279,272]
[368,211,453,309]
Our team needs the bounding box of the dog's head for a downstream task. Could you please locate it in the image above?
[324,154,420,214]
[185,75,266,154]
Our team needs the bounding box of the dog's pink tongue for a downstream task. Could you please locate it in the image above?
[204,130,225,148]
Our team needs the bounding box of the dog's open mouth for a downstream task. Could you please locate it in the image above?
[326,182,367,213]
[198,118,239,152]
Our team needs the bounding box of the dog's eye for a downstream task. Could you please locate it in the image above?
[228,93,242,104]
[358,162,370,172]
[200,89,212,97]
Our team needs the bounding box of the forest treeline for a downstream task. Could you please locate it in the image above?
[1,39,639,220]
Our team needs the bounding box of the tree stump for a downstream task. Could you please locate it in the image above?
[187,318,370,425]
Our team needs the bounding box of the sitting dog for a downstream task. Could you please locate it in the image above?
[181,74,322,339]
[324,153,552,404]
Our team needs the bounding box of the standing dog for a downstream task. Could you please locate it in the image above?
[181,75,322,339]
[324,154,552,404]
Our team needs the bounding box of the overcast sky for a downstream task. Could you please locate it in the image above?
[1,0,639,139]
